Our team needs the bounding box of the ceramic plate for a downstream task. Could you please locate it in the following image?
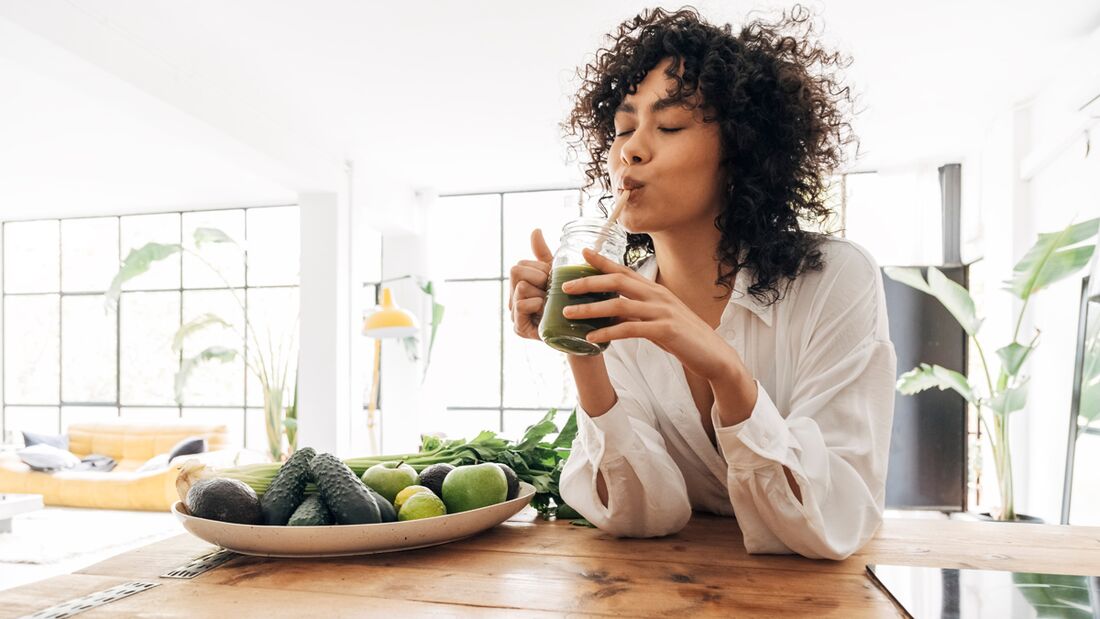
[172,482,535,558]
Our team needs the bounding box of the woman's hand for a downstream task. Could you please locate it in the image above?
[562,247,736,381]
[507,229,553,341]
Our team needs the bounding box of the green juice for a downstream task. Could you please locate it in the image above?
[539,264,618,356]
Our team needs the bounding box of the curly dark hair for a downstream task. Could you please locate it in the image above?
[566,5,857,306]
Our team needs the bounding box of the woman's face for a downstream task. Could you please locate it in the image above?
[608,58,725,236]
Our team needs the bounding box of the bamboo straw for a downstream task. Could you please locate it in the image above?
[592,188,630,255]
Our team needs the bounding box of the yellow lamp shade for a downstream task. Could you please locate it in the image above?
[363,287,419,338]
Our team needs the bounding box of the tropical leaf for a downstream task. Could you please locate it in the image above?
[171,313,232,353]
[995,342,1035,378]
[1004,218,1099,300]
[174,346,238,404]
[417,279,445,382]
[897,363,976,404]
[885,267,981,335]
[927,267,983,336]
[104,242,183,311]
[193,227,238,248]
[989,378,1030,415]
[883,267,934,295]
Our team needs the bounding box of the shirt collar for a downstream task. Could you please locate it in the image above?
[635,255,774,328]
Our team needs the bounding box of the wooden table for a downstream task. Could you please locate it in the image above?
[2,511,1098,618]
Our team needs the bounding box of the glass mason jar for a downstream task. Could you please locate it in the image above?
[539,217,628,356]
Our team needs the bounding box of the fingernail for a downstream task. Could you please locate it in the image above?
[562,282,574,292]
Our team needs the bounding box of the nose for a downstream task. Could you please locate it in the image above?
[619,131,651,166]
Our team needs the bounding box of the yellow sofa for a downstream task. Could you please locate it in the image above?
[0,421,262,511]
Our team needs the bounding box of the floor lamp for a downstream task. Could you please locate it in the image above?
[362,287,418,455]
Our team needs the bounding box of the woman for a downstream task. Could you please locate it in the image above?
[508,7,896,560]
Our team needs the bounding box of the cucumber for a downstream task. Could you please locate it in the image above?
[260,446,316,525]
[367,486,397,523]
[287,494,333,526]
[310,453,383,524]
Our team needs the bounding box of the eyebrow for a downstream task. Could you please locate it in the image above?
[615,96,687,115]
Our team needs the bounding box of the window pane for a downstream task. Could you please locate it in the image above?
[62,406,119,434]
[179,289,245,406]
[502,190,581,271]
[428,195,500,279]
[246,206,299,286]
[245,287,300,407]
[183,210,245,288]
[120,291,180,405]
[245,407,273,453]
[61,295,117,402]
[503,274,576,409]
[61,217,119,293]
[4,294,59,403]
[432,281,500,408]
[4,407,59,442]
[4,220,59,293]
[120,213,181,290]
[1070,433,1100,525]
[182,407,244,448]
[120,407,178,422]
[502,409,562,442]
[422,408,500,441]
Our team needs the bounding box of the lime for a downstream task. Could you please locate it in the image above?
[398,492,447,521]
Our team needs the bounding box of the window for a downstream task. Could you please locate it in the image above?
[1,206,300,450]
[424,189,583,440]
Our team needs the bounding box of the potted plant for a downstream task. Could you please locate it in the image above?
[105,227,298,462]
[884,218,1098,521]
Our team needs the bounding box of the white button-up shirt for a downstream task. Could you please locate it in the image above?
[559,237,897,559]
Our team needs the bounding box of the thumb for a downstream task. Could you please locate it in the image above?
[531,229,554,263]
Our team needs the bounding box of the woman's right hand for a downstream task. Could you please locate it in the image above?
[508,229,553,341]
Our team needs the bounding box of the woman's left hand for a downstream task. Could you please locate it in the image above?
[562,247,736,381]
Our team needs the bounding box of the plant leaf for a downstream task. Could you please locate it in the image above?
[171,313,232,353]
[193,227,238,248]
[552,409,578,450]
[175,346,238,404]
[1004,218,1099,300]
[517,409,559,451]
[104,243,183,311]
[883,267,934,295]
[927,267,983,336]
[995,342,1034,378]
[897,363,976,404]
[989,378,1030,415]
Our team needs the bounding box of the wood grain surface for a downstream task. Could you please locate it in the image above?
[2,512,1098,618]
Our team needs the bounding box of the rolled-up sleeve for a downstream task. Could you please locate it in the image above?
[715,251,897,559]
[559,345,693,538]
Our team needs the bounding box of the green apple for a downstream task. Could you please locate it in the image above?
[398,492,447,521]
[361,462,418,504]
[441,463,508,513]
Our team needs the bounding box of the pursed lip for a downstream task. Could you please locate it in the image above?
[621,176,646,191]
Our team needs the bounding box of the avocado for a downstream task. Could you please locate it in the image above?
[310,453,383,525]
[287,494,334,526]
[495,463,520,500]
[417,463,455,499]
[261,446,316,525]
[187,477,263,525]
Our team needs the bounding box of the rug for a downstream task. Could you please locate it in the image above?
[0,507,183,564]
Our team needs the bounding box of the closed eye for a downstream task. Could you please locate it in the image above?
[659,127,684,133]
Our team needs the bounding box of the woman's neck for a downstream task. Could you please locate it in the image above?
[650,218,731,325]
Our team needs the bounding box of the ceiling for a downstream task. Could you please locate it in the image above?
[1,0,1098,218]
